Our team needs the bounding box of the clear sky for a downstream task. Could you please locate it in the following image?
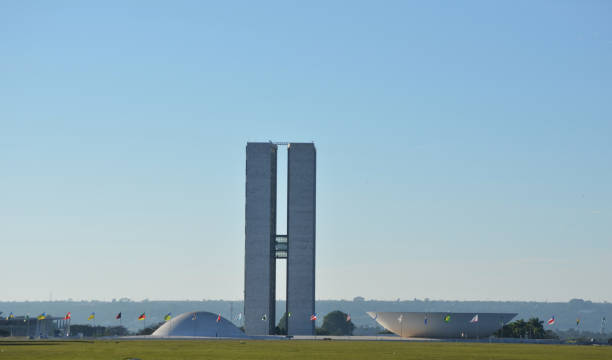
[1,1,610,303]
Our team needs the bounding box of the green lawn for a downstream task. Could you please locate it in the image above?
[0,340,611,360]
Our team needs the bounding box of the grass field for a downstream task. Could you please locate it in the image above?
[0,339,611,360]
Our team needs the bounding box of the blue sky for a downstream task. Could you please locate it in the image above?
[1,1,610,302]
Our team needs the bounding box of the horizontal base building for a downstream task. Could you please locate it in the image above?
[0,317,63,338]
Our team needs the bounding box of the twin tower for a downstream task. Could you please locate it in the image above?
[244,142,316,335]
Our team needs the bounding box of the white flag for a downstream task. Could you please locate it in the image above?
[470,314,479,323]
[398,314,403,323]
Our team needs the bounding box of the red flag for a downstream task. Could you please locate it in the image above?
[346,314,351,322]
[547,316,555,325]
[217,314,221,323]
[116,312,122,320]
[310,314,317,321]
[138,313,146,320]
[64,312,71,320]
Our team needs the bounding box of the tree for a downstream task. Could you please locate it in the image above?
[104,326,129,336]
[66,324,128,337]
[136,322,163,335]
[494,318,558,339]
[321,311,354,336]
[315,327,330,335]
[275,312,288,335]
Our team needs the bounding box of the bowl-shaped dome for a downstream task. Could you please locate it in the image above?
[368,312,516,338]
[152,311,247,338]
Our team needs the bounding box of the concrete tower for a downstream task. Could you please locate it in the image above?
[286,143,316,335]
[244,142,316,336]
[244,142,277,335]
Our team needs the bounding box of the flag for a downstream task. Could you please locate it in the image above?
[310,314,318,321]
[7,312,14,320]
[24,314,30,323]
[547,316,555,325]
[116,312,122,320]
[38,313,47,320]
[261,314,267,321]
[398,314,403,323]
[576,318,580,326]
[192,313,197,321]
[424,316,428,325]
[88,313,95,321]
[216,314,221,323]
[288,312,291,317]
[64,312,71,320]
[237,313,242,321]
[346,314,351,322]
[164,313,172,321]
[444,315,451,323]
[470,314,479,323]
[138,313,146,320]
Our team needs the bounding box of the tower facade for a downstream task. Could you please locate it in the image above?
[244,142,316,336]
[286,143,316,335]
[244,142,277,335]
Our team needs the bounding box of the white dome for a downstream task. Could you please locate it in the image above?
[152,311,247,338]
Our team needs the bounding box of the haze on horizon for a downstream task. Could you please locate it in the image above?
[1,1,610,303]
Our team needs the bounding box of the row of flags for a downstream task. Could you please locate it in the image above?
[84,312,149,321]
[89,312,149,321]
[6,311,601,329]
[1,312,157,322]
[2,311,239,324]
[546,316,606,326]
[2,312,51,321]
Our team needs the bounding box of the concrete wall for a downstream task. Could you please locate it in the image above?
[244,142,277,335]
[286,143,316,335]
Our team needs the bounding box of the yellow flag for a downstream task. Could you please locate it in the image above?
[88,313,95,320]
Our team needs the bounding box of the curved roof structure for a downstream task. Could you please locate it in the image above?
[152,311,247,338]
[368,312,516,339]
